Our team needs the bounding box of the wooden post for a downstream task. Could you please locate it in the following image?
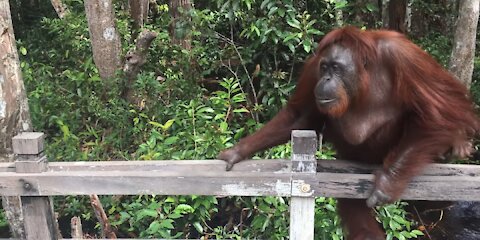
[290,130,317,240]
[13,132,57,240]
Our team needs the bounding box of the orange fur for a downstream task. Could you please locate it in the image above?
[322,85,349,118]
[219,26,480,239]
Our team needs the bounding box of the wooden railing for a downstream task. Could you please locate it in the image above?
[2,131,480,239]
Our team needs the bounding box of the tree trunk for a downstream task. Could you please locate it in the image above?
[169,0,192,50]
[334,4,343,27]
[0,0,34,238]
[84,0,122,80]
[129,0,149,32]
[122,30,157,102]
[381,0,390,28]
[405,0,412,33]
[381,0,408,33]
[50,0,69,19]
[445,0,460,34]
[449,0,479,87]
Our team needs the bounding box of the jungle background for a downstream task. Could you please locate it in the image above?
[1,0,479,239]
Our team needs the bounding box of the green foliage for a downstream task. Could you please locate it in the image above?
[12,0,471,238]
[230,196,290,239]
[414,33,452,66]
[315,197,343,240]
[0,208,9,238]
[0,208,8,228]
[107,195,217,238]
[377,202,425,240]
[134,77,249,161]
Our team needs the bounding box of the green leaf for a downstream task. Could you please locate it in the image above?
[400,231,412,238]
[393,215,407,224]
[325,204,335,212]
[168,212,182,219]
[283,33,298,43]
[162,119,175,130]
[193,221,203,233]
[197,107,214,114]
[366,3,376,12]
[20,47,27,55]
[164,136,179,145]
[137,209,158,221]
[260,0,269,9]
[389,219,402,230]
[386,233,393,240]
[287,19,301,29]
[160,219,175,229]
[233,108,249,113]
[307,29,324,36]
[245,0,251,10]
[159,229,172,238]
[335,1,348,9]
[214,113,225,120]
[175,204,194,213]
[303,41,311,53]
[268,6,278,16]
[261,215,271,231]
[220,121,228,132]
[411,230,424,236]
[149,121,163,128]
[147,221,161,233]
[287,43,296,53]
[332,233,340,240]
[251,25,260,37]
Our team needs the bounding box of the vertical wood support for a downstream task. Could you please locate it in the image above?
[290,130,317,240]
[13,132,57,240]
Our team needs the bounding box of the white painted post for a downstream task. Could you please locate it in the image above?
[290,130,317,240]
[13,132,58,240]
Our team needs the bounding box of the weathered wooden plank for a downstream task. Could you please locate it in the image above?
[15,155,48,173]
[0,158,478,201]
[317,159,480,176]
[46,159,291,173]
[22,196,56,240]
[290,130,316,240]
[0,171,474,200]
[308,173,480,201]
[12,132,45,155]
[290,196,315,239]
[0,162,16,172]
[0,171,292,196]
[13,132,57,240]
[0,159,478,176]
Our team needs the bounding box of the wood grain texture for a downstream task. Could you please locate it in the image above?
[0,159,477,201]
[16,153,56,240]
[290,130,316,240]
[0,170,292,196]
[12,132,45,155]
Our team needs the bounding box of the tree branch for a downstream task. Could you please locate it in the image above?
[90,195,116,239]
[122,29,158,102]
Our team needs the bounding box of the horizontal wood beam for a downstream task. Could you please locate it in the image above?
[0,159,291,173]
[0,169,292,196]
[0,160,478,201]
[316,160,480,176]
[1,159,478,176]
[307,173,480,201]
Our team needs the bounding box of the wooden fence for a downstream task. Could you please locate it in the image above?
[2,131,480,239]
